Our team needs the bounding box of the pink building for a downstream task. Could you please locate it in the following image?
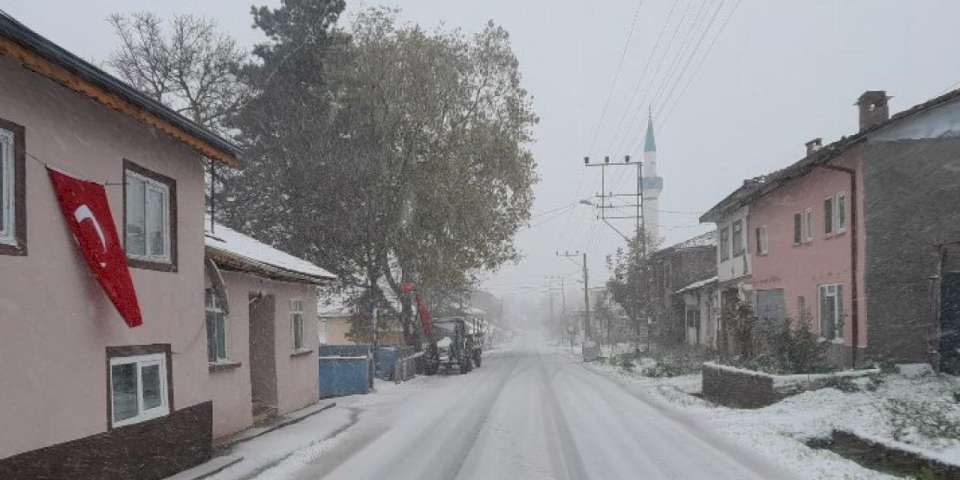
[0,14,343,477]
[204,221,335,439]
[748,141,867,367]
[703,89,960,369]
[0,14,240,479]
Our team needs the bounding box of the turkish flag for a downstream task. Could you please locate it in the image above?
[48,168,143,328]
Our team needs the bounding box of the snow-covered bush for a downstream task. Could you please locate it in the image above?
[888,398,960,447]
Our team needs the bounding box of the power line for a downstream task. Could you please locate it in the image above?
[647,0,713,116]
[611,0,699,155]
[660,0,742,129]
[530,201,578,218]
[604,0,682,155]
[587,0,645,153]
[653,0,726,121]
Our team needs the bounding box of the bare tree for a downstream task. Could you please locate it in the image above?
[107,12,248,133]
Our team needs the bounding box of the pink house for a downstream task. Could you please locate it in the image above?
[748,140,867,367]
[703,89,960,369]
[204,221,335,439]
[0,14,240,480]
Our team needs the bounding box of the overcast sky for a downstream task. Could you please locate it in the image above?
[7,1,960,310]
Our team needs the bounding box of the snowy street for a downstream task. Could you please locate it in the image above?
[216,335,797,480]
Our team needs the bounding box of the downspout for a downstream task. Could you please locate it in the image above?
[819,163,859,368]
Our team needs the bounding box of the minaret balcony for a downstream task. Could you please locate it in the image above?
[642,176,663,192]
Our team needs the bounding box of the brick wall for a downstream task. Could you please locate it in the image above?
[863,138,960,364]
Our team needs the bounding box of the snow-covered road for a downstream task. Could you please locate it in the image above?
[245,334,799,480]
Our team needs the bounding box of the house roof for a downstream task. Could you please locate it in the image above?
[700,86,960,223]
[205,220,336,285]
[654,229,717,256]
[0,11,240,167]
[675,276,718,295]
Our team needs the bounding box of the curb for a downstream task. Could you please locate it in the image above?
[164,454,243,480]
[214,401,337,450]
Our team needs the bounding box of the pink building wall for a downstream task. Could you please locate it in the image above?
[749,146,868,354]
[206,270,319,438]
[0,56,209,457]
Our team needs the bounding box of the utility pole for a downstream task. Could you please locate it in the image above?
[583,252,590,342]
[557,251,590,341]
[583,155,644,352]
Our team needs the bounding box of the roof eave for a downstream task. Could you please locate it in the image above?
[0,16,241,168]
[206,247,336,285]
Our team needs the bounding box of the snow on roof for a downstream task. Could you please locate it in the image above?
[659,230,717,253]
[675,276,718,295]
[205,219,336,284]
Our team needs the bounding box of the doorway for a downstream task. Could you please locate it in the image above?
[249,293,278,423]
[940,273,960,374]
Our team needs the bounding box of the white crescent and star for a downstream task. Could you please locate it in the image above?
[73,204,109,267]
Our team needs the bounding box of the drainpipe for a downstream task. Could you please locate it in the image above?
[819,164,859,368]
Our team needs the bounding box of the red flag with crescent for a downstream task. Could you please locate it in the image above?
[48,167,143,327]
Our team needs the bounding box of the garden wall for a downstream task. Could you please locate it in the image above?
[701,362,879,408]
[701,362,779,408]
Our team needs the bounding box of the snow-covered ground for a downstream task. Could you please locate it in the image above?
[202,333,960,479]
[584,350,960,479]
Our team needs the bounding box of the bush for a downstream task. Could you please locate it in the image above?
[642,345,713,377]
[747,315,831,375]
[887,399,960,445]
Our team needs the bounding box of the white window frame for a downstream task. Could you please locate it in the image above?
[0,127,15,245]
[732,219,744,257]
[818,283,844,341]
[756,226,768,256]
[109,353,169,428]
[318,316,328,345]
[125,170,171,264]
[206,290,229,363]
[803,208,814,243]
[836,192,847,234]
[290,298,305,351]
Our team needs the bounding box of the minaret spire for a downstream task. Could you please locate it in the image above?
[642,111,662,244]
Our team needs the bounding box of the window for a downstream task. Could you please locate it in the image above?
[290,299,305,351]
[804,208,814,243]
[732,220,744,257]
[318,317,328,345]
[755,226,768,256]
[124,161,176,269]
[819,284,844,340]
[793,213,802,245]
[720,226,730,260]
[798,296,806,322]
[836,192,847,233]
[0,118,25,256]
[824,196,834,235]
[206,290,228,363]
[109,352,169,428]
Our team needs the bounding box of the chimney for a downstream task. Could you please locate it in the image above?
[856,90,889,132]
[805,138,822,155]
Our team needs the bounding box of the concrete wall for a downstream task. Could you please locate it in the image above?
[206,270,319,438]
[749,147,867,365]
[0,55,209,458]
[862,138,960,363]
[701,363,778,408]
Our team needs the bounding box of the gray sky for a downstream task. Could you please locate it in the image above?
[8,1,960,309]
